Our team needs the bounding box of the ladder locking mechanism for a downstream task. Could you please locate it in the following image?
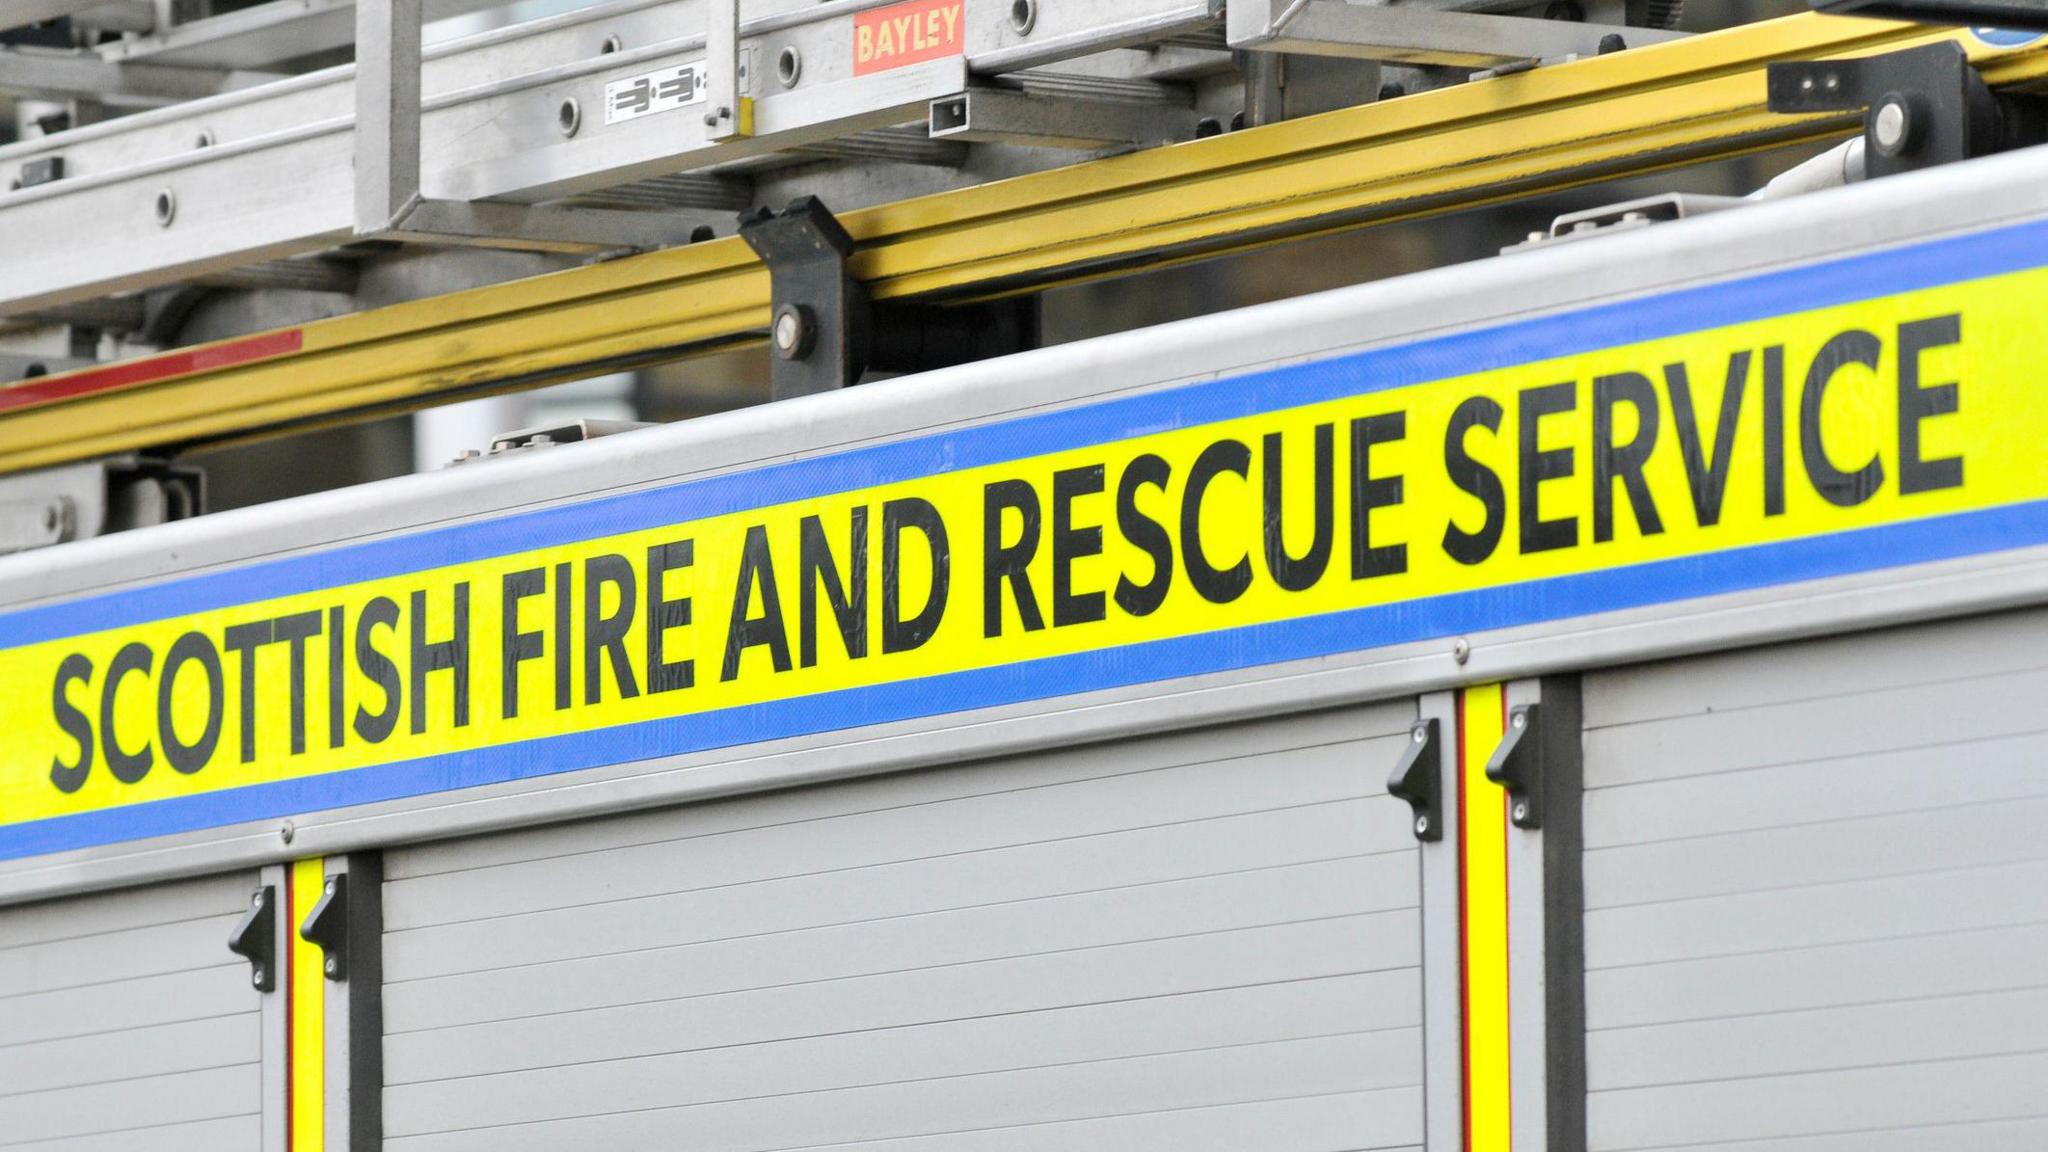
[1388,717,1444,842]
[1486,703,1544,830]
[300,872,352,982]
[227,884,278,992]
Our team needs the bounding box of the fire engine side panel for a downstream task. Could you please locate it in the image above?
[1580,607,2048,1149]
[0,870,266,1151]
[376,704,1422,1151]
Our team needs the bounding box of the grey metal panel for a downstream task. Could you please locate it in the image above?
[6,1116,262,1152]
[384,705,1423,1150]
[385,708,1384,884]
[0,873,262,1151]
[1582,609,2048,1150]
[387,841,1415,1032]
[389,1033,1411,1150]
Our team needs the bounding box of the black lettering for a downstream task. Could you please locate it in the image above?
[1262,425,1334,593]
[647,541,696,694]
[101,642,153,784]
[275,611,320,756]
[722,525,792,681]
[584,554,640,704]
[49,653,93,793]
[1052,465,1107,626]
[1442,396,1506,565]
[1592,372,1664,543]
[800,509,867,667]
[222,619,273,764]
[1349,413,1406,579]
[502,568,546,720]
[982,479,1044,637]
[327,605,346,749]
[353,597,401,745]
[158,631,223,774]
[1898,314,1963,495]
[552,561,573,710]
[1764,345,1787,517]
[1665,353,1749,528]
[410,585,471,735]
[882,497,949,653]
[1519,382,1578,554]
[1801,329,1886,507]
[1182,439,1253,604]
[1114,454,1173,617]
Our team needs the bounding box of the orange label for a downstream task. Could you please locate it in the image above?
[853,0,963,75]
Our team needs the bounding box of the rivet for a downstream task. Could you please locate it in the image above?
[1452,637,1471,665]
[279,820,295,844]
[1414,815,1431,836]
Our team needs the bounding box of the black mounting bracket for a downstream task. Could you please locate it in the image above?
[1768,42,2048,179]
[300,872,351,982]
[1486,703,1545,830]
[1388,717,1445,842]
[227,884,278,993]
[739,197,871,400]
[738,197,1041,401]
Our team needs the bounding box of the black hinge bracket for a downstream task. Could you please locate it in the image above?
[1388,717,1445,842]
[1768,41,2048,179]
[227,884,278,992]
[300,872,351,982]
[1486,702,1545,830]
[738,197,1041,402]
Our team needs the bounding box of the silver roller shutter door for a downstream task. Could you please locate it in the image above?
[380,703,1423,1151]
[1581,608,2048,1150]
[0,870,265,1152]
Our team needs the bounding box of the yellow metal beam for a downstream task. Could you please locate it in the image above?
[5,13,2045,476]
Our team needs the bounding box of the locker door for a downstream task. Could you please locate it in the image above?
[379,704,1425,1151]
[0,870,267,1151]
[1581,608,2048,1149]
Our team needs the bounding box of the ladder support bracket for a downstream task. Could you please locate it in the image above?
[1768,41,2048,178]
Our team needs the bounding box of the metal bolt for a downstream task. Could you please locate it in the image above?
[1512,800,1529,822]
[251,892,265,908]
[325,957,339,975]
[1873,98,1909,153]
[325,877,337,894]
[1412,725,1428,744]
[771,304,815,360]
[1799,76,1814,91]
[1415,815,1432,836]
[1452,637,1471,665]
[279,820,295,844]
[1512,710,1525,728]
[252,966,265,986]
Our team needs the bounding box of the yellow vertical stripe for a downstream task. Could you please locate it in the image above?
[288,858,326,1152]
[1461,684,1512,1152]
